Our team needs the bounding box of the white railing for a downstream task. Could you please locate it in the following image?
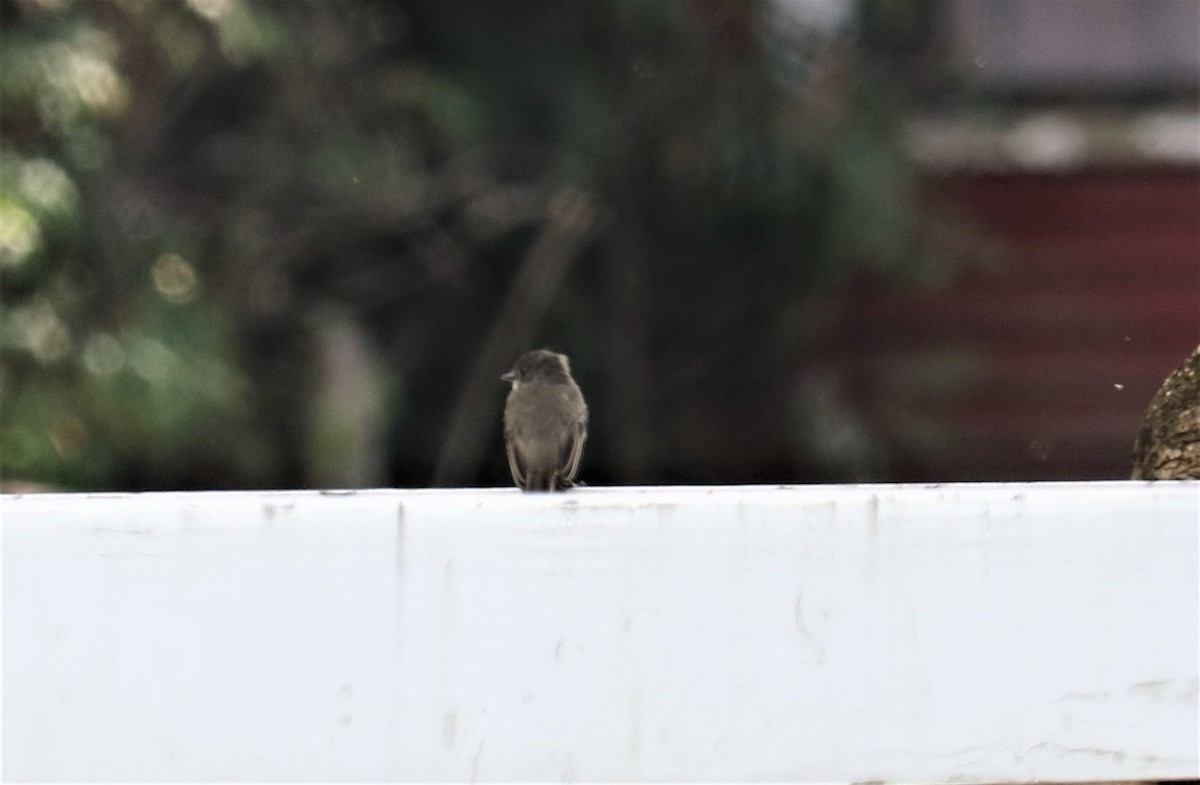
[3,482,1197,782]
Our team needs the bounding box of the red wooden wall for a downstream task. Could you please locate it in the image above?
[827,169,1199,481]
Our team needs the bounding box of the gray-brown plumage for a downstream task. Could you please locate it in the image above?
[502,349,588,491]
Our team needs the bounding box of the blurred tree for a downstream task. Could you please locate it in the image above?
[1,0,937,490]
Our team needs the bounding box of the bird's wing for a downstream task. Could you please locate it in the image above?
[506,438,527,489]
[560,419,587,484]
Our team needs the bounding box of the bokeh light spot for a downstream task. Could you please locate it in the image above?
[19,159,78,213]
[186,0,233,21]
[151,252,199,303]
[0,201,42,267]
[50,414,88,459]
[10,298,71,364]
[83,332,126,376]
[129,336,176,382]
[69,52,128,112]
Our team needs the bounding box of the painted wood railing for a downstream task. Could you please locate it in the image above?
[4,482,1197,781]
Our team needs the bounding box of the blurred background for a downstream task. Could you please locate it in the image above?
[1,0,1197,492]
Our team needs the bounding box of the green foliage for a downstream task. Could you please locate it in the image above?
[1,0,272,488]
[1,0,935,489]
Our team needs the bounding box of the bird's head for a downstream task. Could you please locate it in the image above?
[502,349,572,387]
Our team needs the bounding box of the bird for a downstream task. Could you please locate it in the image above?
[501,349,588,491]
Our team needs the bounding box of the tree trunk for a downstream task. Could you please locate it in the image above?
[1131,344,1200,480]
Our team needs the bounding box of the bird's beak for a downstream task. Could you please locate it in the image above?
[500,370,516,383]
